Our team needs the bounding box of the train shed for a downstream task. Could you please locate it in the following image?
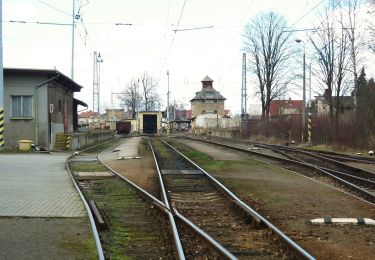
[139,111,162,134]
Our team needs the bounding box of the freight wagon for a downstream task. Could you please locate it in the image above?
[116,121,131,134]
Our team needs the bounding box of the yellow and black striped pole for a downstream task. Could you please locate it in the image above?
[0,107,4,148]
[307,112,312,144]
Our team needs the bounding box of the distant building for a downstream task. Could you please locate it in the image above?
[104,108,127,122]
[315,95,354,116]
[190,76,226,119]
[3,68,87,150]
[78,111,101,125]
[269,99,303,117]
[169,109,192,131]
[138,111,162,134]
[174,109,192,121]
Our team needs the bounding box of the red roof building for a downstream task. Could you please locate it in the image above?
[269,99,303,117]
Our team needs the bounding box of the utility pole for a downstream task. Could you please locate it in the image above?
[167,71,170,122]
[241,53,247,119]
[0,0,4,148]
[302,47,306,142]
[93,52,103,113]
[296,39,306,142]
[71,0,76,79]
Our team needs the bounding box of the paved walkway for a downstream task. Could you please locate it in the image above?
[0,153,85,217]
[119,137,141,157]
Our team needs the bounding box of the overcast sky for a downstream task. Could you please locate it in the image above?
[4,0,374,115]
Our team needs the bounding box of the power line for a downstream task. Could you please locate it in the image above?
[290,0,326,27]
[37,0,71,16]
[173,25,214,32]
[175,0,187,27]
[208,0,256,75]
[156,0,172,78]
[158,0,187,78]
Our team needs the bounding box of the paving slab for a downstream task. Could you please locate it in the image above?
[0,153,85,217]
[0,218,96,260]
[115,136,141,159]
[75,171,114,179]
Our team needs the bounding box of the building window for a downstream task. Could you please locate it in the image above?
[11,96,32,118]
[58,100,62,112]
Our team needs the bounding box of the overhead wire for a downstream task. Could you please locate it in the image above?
[289,0,327,28]
[157,0,172,78]
[208,0,256,75]
[37,0,71,16]
[157,0,187,78]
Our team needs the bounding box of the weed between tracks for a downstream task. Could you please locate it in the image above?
[71,139,174,259]
[78,177,174,259]
[70,162,107,172]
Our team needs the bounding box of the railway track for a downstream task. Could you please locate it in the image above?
[181,136,375,204]
[150,137,314,259]
[68,138,177,259]
[257,144,375,201]
[73,137,239,259]
[67,137,315,259]
[301,148,375,164]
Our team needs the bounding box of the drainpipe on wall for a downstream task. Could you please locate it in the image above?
[34,73,60,145]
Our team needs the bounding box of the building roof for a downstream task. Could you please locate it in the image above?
[73,98,88,107]
[4,68,83,92]
[269,99,303,117]
[190,89,226,101]
[316,95,354,107]
[201,75,213,82]
[191,76,226,102]
[79,111,100,118]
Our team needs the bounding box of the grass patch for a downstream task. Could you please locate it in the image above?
[81,138,124,154]
[59,236,97,260]
[80,178,172,259]
[70,162,107,172]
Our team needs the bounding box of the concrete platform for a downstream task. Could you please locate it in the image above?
[0,153,85,217]
[75,171,114,179]
[115,137,141,159]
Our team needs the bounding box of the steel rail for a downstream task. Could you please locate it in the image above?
[97,154,168,211]
[320,167,375,189]
[301,149,375,164]
[99,152,238,260]
[73,136,122,153]
[150,137,244,259]
[97,138,242,259]
[145,138,186,260]
[173,208,237,260]
[66,155,105,260]
[187,137,375,203]
[161,139,315,260]
[98,152,188,260]
[264,144,375,177]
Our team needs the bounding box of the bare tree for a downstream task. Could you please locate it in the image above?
[140,72,159,111]
[119,78,140,119]
[340,0,363,109]
[310,0,353,134]
[368,0,375,53]
[243,12,295,120]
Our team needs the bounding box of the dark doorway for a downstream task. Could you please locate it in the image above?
[143,114,157,134]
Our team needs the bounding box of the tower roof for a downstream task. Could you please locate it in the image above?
[201,75,213,82]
